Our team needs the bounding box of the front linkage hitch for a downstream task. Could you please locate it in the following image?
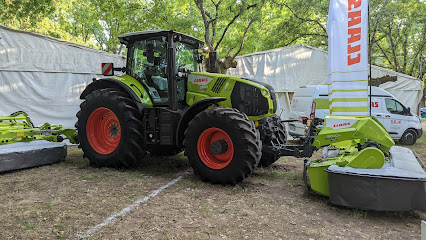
[261,117,320,159]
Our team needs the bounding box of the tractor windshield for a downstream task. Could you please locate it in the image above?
[128,39,169,104]
[175,42,198,72]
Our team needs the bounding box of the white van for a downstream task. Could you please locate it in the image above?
[288,85,423,145]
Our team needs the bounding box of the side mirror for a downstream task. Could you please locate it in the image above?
[406,107,411,115]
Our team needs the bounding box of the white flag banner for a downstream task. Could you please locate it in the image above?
[327,0,369,116]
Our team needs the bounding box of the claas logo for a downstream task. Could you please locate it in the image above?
[194,78,209,83]
[333,122,351,128]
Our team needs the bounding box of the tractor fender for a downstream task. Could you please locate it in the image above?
[80,78,146,114]
[176,97,226,148]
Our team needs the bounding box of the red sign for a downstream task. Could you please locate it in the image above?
[102,63,114,76]
[391,120,401,124]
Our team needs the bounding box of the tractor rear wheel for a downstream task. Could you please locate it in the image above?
[184,107,260,184]
[76,89,146,168]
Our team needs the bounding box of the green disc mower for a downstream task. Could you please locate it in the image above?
[303,115,426,211]
[0,111,77,172]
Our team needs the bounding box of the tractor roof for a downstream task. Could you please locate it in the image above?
[118,30,204,48]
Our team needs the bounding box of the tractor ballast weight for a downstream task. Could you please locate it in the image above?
[77,30,312,184]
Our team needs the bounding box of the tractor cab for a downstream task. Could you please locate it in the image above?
[118,30,204,110]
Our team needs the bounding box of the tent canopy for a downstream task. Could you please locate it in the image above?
[227,44,423,117]
[0,25,125,128]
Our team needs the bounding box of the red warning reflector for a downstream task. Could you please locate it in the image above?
[102,63,114,76]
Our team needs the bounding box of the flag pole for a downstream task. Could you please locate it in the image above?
[368,1,372,116]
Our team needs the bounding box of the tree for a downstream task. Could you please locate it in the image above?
[0,0,54,30]
[0,0,424,78]
[193,0,263,73]
[369,0,426,79]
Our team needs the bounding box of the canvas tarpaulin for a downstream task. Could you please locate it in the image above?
[0,25,125,128]
[227,44,422,118]
[227,44,329,118]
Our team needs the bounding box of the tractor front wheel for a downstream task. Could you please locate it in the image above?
[76,89,146,168]
[184,108,260,184]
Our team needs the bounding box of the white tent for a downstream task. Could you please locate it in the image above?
[227,44,423,118]
[0,25,125,128]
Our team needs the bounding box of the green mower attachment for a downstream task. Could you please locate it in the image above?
[305,115,395,196]
[304,115,426,211]
[0,111,77,145]
[0,112,78,173]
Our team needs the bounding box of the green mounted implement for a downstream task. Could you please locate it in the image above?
[0,111,77,172]
[0,111,77,145]
[303,115,426,211]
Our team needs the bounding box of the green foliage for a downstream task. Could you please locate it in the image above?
[369,0,426,78]
[0,0,424,76]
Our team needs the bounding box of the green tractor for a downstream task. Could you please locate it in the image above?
[77,30,313,184]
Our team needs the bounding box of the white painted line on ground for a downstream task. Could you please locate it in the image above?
[77,176,183,239]
[422,220,425,240]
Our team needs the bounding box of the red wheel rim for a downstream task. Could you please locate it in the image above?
[86,107,121,155]
[197,128,234,169]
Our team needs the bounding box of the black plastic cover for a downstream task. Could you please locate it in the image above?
[231,81,269,116]
[0,141,67,173]
[241,78,277,113]
[327,170,426,211]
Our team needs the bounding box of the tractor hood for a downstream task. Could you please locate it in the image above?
[186,72,277,119]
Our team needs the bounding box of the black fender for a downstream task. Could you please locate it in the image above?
[176,97,226,148]
[81,78,146,114]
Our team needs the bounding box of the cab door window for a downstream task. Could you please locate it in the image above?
[385,98,404,115]
[128,40,168,104]
[175,42,198,102]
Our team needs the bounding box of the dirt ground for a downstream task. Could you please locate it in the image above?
[0,121,425,239]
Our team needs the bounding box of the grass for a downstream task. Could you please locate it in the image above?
[24,221,36,230]
[54,222,64,230]
[352,209,368,218]
[404,118,426,164]
[253,167,303,183]
[65,146,189,177]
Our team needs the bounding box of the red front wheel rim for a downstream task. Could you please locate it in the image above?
[197,128,234,169]
[86,107,121,155]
